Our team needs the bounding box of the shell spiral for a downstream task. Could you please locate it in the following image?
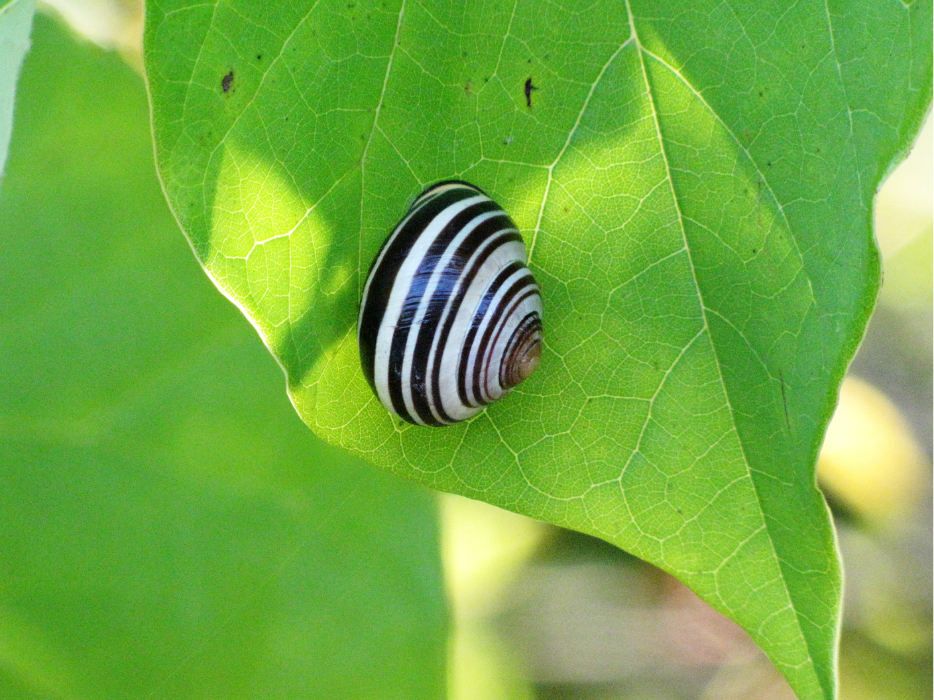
[358,181,543,427]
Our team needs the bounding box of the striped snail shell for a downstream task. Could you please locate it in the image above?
[358,180,543,427]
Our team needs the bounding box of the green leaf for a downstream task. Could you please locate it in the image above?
[144,1,933,698]
[0,0,34,178]
[0,14,445,699]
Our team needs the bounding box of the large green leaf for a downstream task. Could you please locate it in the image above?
[0,0,34,177]
[0,14,445,699]
[144,1,932,698]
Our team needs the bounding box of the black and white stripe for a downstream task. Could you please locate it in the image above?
[359,181,543,426]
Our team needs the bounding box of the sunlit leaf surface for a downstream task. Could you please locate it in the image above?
[145,1,933,698]
[0,15,445,699]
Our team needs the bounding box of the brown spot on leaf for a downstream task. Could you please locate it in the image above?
[221,70,234,93]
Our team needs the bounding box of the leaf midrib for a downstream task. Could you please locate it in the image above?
[622,0,821,693]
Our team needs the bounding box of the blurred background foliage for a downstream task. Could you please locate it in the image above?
[3,2,931,699]
[0,6,445,699]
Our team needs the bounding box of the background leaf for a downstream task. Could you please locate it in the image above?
[0,0,34,177]
[0,14,446,699]
[145,1,933,698]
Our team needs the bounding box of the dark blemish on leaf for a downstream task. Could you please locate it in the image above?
[527,58,532,64]
[256,53,262,60]
[462,51,468,58]
[767,162,772,167]
[758,91,763,97]
[524,77,538,108]
[347,1,355,7]
[503,136,514,145]
[752,248,757,254]
[483,76,489,83]
[221,70,234,93]
[464,80,472,95]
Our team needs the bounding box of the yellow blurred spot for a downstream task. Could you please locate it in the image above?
[818,377,927,528]
[448,623,535,700]
[442,494,544,700]
[442,493,545,618]
[875,113,933,258]
[878,225,933,313]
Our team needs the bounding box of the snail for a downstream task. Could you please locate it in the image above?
[358,180,543,426]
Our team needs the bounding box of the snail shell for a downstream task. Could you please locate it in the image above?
[358,180,543,426]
